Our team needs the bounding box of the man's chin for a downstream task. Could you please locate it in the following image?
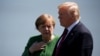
[60,24,64,27]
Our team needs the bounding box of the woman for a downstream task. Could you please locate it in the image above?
[22,14,59,56]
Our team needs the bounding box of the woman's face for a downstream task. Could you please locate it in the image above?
[38,19,54,37]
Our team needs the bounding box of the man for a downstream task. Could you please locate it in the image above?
[52,2,93,56]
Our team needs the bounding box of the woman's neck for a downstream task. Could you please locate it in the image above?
[42,35,55,43]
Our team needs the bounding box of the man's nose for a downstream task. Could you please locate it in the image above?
[58,16,61,19]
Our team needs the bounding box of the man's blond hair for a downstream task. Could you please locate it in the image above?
[58,2,80,20]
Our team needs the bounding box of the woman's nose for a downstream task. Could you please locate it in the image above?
[45,27,49,30]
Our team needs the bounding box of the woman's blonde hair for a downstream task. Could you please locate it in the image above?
[35,14,55,29]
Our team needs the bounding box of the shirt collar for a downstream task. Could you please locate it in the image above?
[66,20,80,32]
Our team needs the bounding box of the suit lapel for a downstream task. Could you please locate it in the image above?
[64,22,82,45]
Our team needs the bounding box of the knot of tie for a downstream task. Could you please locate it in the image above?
[61,28,68,39]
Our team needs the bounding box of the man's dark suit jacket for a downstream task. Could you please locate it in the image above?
[52,22,93,56]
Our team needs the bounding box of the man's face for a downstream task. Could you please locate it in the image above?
[58,8,71,27]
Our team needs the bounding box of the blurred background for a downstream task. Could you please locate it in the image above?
[0,0,100,56]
